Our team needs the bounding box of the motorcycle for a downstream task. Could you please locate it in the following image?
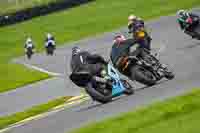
[116,47,174,86]
[182,16,200,40]
[45,40,56,56]
[69,63,134,104]
[26,47,34,59]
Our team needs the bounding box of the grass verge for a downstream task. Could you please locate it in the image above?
[0,96,72,130]
[0,0,199,92]
[0,63,50,93]
[70,89,200,133]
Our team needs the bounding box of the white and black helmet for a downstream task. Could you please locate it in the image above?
[177,9,189,17]
[26,37,32,44]
[47,33,52,38]
[128,14,137,21]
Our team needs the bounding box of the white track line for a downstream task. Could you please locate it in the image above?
[23,63,62,76]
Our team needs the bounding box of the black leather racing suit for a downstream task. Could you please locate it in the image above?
[128,20,152,50]
[71,51,107,75]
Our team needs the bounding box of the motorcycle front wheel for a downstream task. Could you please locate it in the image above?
[164,71,175,80]
[131,65,156,86]
[120,79,134,95]
[85,83,112,104]
[26,51,32,59]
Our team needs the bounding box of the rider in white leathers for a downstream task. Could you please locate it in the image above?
[24,37,35,52]
[45,33,56,48]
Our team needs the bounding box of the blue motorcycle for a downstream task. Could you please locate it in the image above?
[70,63,134,103]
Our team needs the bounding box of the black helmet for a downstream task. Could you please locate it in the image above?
[72,46,81,56]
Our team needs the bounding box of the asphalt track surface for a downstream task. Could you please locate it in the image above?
[4,9,200,133]
[0,77,81,117]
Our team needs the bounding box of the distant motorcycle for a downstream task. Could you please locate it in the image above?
[45,40,55,56]
[181,16,200,40]
[70,63,134,104]
[116,48,174,86]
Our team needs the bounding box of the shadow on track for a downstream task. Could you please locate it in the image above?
[134,79,169,92]
[177,41,200,50]
[184,42,200,49]
[76,96,123,113]
[76,79,169,113]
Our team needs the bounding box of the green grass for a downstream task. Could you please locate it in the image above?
[70,89,200,133]
[0,96,72,129]
[0,63,50,93]
[0,0,59,15]
[0,0,199,93]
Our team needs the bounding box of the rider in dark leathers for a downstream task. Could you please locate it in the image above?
[24,37,35,52]
[128,15,152,50]
[110,35,148,70]
[70,46,110,85]
[45,33,56,48]
[128,15,145,34]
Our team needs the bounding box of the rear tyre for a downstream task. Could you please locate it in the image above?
[193,24,200,40]
[131,65,156,86]
[85,83,112,104]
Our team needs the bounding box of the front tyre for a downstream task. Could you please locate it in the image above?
[120,79,134,95]
[26,49,33,59]
[162,64,175,80]
[27,53,32,59]
[46,46,54,56]
[165,72,175,80]
[131,65,156,86]
[85,83,112,104]
[49,46,54,55]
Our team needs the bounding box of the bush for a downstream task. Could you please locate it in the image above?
[0,0,94,27]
